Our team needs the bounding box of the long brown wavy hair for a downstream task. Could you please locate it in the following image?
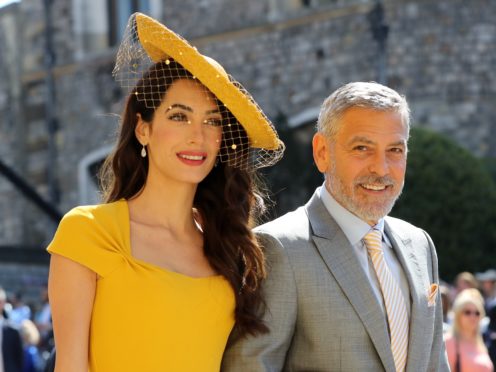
[100,60,268,336]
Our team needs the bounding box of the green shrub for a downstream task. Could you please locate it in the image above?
[391,127,496,281]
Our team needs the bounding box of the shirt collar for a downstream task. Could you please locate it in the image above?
[319,183,384,245]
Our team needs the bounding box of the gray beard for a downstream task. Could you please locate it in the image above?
[327,167,403,223]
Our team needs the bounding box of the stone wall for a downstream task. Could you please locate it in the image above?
[0,0,495,291]
[387,0,496,156]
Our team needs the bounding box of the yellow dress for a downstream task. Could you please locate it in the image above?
[47,200,235,372]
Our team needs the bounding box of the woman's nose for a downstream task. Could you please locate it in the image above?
[187,121,205,145]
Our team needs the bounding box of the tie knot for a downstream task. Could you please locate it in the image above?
[364,229,382,253]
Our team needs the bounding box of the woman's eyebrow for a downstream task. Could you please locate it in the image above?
[205,108,221,115]
[165,104,221,116]
[166,103,193,112]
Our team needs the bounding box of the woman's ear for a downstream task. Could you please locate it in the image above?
[135,113,149,145]
[312,132,331,174]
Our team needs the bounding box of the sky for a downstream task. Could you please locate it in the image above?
[0,0,19,8]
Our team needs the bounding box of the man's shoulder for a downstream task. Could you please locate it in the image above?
[255,206,309,239]
[2,321,21,336]
[254,206,314,254]
[254,206,313,269]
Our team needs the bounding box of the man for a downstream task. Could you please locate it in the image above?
[8,292,31,327]
[0,287,23,372]
[476,269,496,365]
[222,82,449,371]
[476,269,496,311]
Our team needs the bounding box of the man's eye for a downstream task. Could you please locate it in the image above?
[169,113,188,121]
[204,118,222,127]
[353,145,368,151]
[390,147,404,154]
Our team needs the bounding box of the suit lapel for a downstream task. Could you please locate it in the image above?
[384,219,430,372]
[305,192,396,372]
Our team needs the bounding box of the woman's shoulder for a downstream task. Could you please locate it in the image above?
[444,333,456,351]
[61,200,126,229]
[444,333,454,341]
[65,200,125,219]
[48,200,129,277]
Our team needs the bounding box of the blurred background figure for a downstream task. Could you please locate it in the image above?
[477,269,496,367]
[0,286,24,372]
[440,282,452,334]
[486,305,496,367]
[19,320,43,372]
[33,286,52,357]
[445,288,494,372]
[477,269,496,313]
[454,272,479,296]
[8,292,32,328]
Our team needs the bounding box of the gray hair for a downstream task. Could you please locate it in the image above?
[316,82,411,140]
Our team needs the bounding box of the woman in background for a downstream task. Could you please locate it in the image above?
[445,288,494,371]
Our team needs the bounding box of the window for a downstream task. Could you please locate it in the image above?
[107,0,151,47]
[268,0,337,20]
[78,145,113,204]
[72,0,160,56]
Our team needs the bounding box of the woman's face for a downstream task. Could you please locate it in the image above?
[136,78,223,186]
[458,303,481,333]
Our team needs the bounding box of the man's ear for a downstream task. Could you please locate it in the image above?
[312,132,331,174]
[135,113,149,145]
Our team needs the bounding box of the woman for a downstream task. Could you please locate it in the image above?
[19,319,43,372]
[445,288,494,372]
[47,13,284,372]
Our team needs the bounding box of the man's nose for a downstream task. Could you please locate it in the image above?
[368,152,389,176]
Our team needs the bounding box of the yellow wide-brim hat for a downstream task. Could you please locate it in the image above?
[131,12,282,151]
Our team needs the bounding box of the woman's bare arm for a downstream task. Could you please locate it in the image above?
[48,253,97,372]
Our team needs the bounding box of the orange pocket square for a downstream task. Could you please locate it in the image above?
[427,284,438,307]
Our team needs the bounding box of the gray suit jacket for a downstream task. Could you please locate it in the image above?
[222,190,450,372]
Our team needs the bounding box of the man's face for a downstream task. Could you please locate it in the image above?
[481,280,496,297]
[313,107,408,225]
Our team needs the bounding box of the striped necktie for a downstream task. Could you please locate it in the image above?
[364,229,409,372]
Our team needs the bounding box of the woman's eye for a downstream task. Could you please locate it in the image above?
[204,118,222,127]
[169,113,188,122]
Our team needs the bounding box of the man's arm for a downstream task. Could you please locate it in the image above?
[424,231,450,372]
[222,232,297,372]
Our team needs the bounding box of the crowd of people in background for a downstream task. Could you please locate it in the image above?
[1,268,496,371]
[442,269,496,371]
[0,286,52,372]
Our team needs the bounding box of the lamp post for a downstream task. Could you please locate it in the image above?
[367,1,389,84]
[43,0,59,205]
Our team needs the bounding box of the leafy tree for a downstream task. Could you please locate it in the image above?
[391,127,496,281]
[482,157,496,184]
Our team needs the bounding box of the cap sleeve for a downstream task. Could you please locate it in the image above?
[47,204,126,277]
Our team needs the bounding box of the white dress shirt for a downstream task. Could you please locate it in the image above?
[319,185,411,318]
